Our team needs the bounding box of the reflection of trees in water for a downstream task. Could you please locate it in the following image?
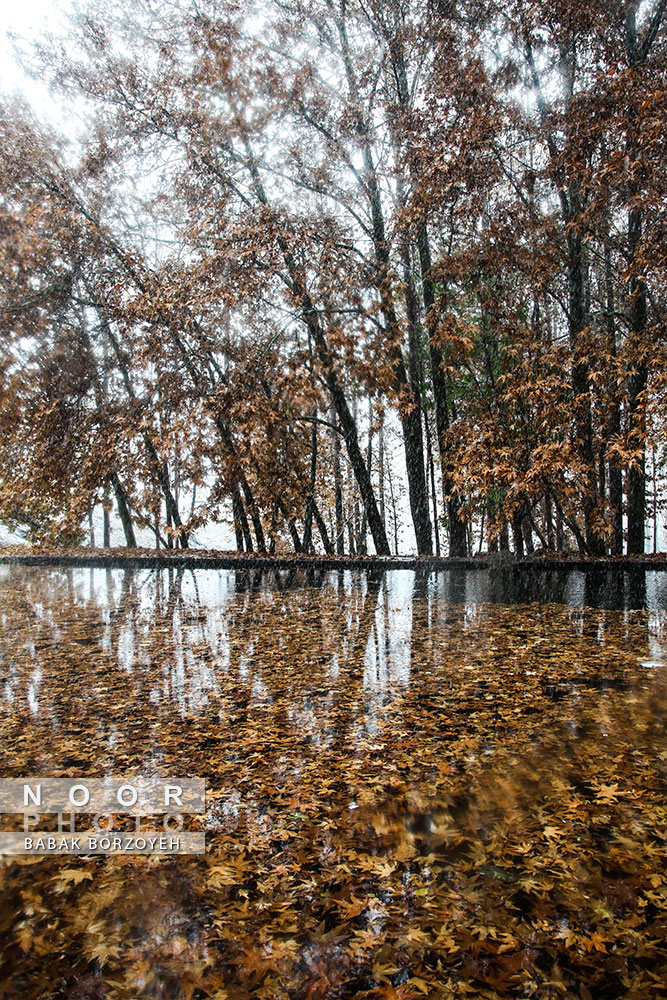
[0,566,395,769]
[0,565,666,998]
[0,565,664,776]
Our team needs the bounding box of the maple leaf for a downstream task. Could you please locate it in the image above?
[581,932,609,953]
[333,895,368,919]
[52,868,94,887]
[594,782,621,803]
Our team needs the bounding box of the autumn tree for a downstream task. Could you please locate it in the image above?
[1,0,665,555]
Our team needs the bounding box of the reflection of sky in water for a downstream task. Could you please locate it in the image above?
[0,565,665,729]
[0,559,665,1000]
[27,664,41,714]
[3,561,667,610]
[364,572,413,690]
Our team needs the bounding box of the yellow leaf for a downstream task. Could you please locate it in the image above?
[53,868,93,886]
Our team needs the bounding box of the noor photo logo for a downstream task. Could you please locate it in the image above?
[0,777,206,855]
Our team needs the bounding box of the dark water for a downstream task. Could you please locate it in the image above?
[0,563,665,999]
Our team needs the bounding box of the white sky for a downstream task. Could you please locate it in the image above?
[0,0,72,119]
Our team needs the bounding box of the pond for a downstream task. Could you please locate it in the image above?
[0,564,665,999]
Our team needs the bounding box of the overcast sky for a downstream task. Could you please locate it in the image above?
[0,0,72,119]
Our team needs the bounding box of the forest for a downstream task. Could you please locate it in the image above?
[1,0,666,558]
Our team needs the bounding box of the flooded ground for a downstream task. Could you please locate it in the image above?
[0,564,665,999]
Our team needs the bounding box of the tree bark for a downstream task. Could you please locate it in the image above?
[380,17,460,555]
[332,402,345,555]
[334,9,432,554]
[276,497,303,553]
[232,486,252,551]
[111,472,136,548]
[242,141,390,555]
[301,410,318,553]
[622,0,665,552]
[312,498,333,554]
[567,218,601,554]
[417,227,467,556]
[103,490,111,548]
[604,240,624,554]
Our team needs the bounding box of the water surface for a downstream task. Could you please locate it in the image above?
[0,565,665,999]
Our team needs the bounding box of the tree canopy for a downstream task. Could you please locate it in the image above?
[1,0,666,555]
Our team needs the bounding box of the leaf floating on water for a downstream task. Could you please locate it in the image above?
[0,564,664,999]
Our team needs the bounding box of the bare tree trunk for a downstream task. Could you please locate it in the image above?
[332,406,345,555]
[604,240,624,554]
[232,486,252,552]
[411,224,467,556]
[358,396,374,554]
[524,38,600,554]
[499,522,510,552]
[522,514,534,554]
[242,139,390,555]
[544,492,554,550]
[387,461,400,555]
[378,17,464,556]
[626,196,647,554]
[111,472,136,548]
[312,499,333,554]
[335,11,432,554]
[239,478,265,553]
[268,502,278,554]
[103,502,111,549]
[568,216,601,554]
[378,408,385,527]
[165,489,173,549]
[652,445,658,553]
[301,409,318,553]
[425,410,440,557]
[276,498,302,553]
[624,0,665,551]
[399,227,434,555]
[347,497,356,556]
[477,510,486,554]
